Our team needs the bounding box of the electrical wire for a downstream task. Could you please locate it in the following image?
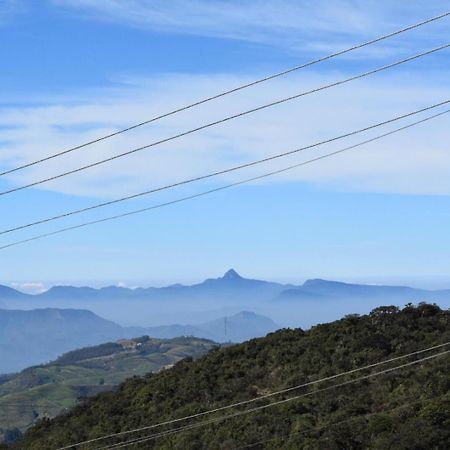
[1,43,449,197]
[99,349,450,449]
[1,105,448,251]
[56,341,450,449]
[1,11,448,178]
[1,102,448,236]
[231,394,444,450]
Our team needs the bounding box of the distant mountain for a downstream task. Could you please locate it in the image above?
[0,336,216,442]
[195,269,284,293]
[0,286,27,300]
[0,308,277,373]
[146,311,278,343]
[278,278,450,303]
[0,309,127,373]
[40,285,148,300]
[2,271,450,306]
[0,269,291,303]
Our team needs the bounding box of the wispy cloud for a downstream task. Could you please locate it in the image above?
[51,0,448,56]
[0,67,448,199]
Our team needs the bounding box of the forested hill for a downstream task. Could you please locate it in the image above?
[9,304,450,450]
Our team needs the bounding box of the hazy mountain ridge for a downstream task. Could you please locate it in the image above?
[0,308,277,373]
[278,278,450,302]
[2,270,450,304]
[146,311,277,343]
[0,286,27,300]
[0,269,292,302]
[0,309,127,373]
[3,270,450,343]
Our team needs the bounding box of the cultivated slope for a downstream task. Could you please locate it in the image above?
[0,336,216,443]
[9,303,450,450]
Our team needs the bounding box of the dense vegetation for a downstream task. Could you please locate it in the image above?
[7,303,450,449]
[0,336,216,443]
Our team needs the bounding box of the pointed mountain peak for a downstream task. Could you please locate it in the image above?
[222,269,242,280]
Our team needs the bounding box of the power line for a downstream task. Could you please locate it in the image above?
[1,43,449,197]
[1,106,448,252]
[57,341,450,449]
[231,395,443,450]
[105,350,450,449]
[99,349,450,450]
[1,102,448,237]
[1,11,448,179]
[1,106,447,251]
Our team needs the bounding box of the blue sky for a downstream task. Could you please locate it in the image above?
[0,1,449,291]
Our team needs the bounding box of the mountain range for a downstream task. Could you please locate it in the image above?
[2,269,450,341]
[2,270,449,304]
[0,270,287,302]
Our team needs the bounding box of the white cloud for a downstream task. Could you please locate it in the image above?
[51,0,448,56]
[10,281,47,294]
[0,67,448,200]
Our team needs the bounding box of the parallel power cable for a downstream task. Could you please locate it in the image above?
[1,102,448,237]
[99,349,450,449]
[56,341,450,449]
[1,11,449,178]
[1,106,448,252]
[1,43,449,197]
[231,394,444,450]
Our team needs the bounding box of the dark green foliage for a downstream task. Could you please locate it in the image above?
[11,303,450,449]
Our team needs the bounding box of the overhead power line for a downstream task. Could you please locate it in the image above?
[1,43,449,197]
[1,106,448,252]
[97,349,450,450]
[231,395,443,450]
[0,103,447,236]
[1,11,449,179]
[0,100,450,246]
[57,341,450,449]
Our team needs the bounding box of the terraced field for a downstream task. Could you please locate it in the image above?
[0,336,216,442]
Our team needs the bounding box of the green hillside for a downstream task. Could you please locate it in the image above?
[0,336,216,443]
[7,303,450,449]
